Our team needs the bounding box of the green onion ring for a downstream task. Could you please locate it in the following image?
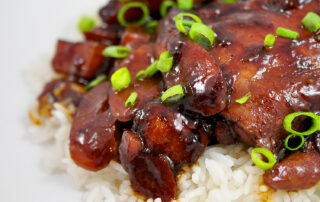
[125,92,138,107]
[174,13,202,34]
[177,0,193,10]
[117,2,149,27]
[161,84,185,103]
[189,22,215,46]
[85,75,107,91]
[284,134,305,151]
[157,51,174,72]
[283,112,320,136]
[160,0,177,17]
[251,147,276,171]
[111,67,132,91]
[136,60,159,79]
[102,46,130,58]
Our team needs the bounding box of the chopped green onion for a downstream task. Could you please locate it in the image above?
[283,112,320,136]
[251,147,276,170]
[177,0,193,10]
[78,16,96,32]
[157,51,174,72]
[145,20,158,33]
[161,84,185,103]
[111,67,131,91]
[264,34,276,47]
[117,2,149,27]
[125,92,138,107]
[85,75,107,91]
[102,46,130,58]
[276,27,299,40]
[136,60,159,79]
[302,12,320,33]
[235,92,251,104]
[160,0,177,17]
[175,13,202,34]
[284,134,305,151]
[318,35,320,41]
[189,22,215,46]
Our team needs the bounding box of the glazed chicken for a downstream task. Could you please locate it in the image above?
[36,0,320,201]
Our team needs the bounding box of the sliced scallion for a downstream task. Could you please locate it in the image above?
[117,2,149,27]
[276,27,299,40]
[136,60,159,79]
[175,13,202,34]
[145,20,158,33]
[161,84,185,103]
[85,75,107,91]
[251,147,276,170]
[283,112,320,136]
[157,51,174,72]
[111,67,131,91]
[160,0,177,17]
[125,92,138,107]
[78,16,96,32]
[177,0,193,10]
[302,12,320,33]
[284,134,305,151]
[102,46,130,58]
[264,34,276,47]
[235,92,251,104]
[189,22,215,46]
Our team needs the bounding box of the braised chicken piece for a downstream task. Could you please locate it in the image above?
[84,24,122,46]
[119,102,208,201]
[108,29,163,122]
[37,78,85,117]
[52,40,106,79]
[119,130,177,202]
[70,82,120,171]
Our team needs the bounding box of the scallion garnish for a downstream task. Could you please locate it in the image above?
[177,0,193,10]
[235,92,251,104]
[161,84,185,103]
[157,51,174,72]
[111,67,131,91]
[302,12,320,33]
[136,60,159,79]
[264,34,276,47]
[145,20,158,33]
[276,27,299,40]
[160,0,177,17]
[189,22,215,46]
[318,35,320,41]
[102,46,130,58]
[117,2,149,27]
[222,0,238,3]
[251,147,276,170]
[175,13,202,34]
[125,92,138,107]
[78,16,96,32]
[85,75,107,91]
[284,134,305,151]
[283,112,320,136]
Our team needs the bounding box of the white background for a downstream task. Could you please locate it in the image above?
[0,0,107,201]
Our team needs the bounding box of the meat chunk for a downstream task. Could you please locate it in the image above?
[263,152,320,190]
[70,82,119,171]
[52,40,106,79]
[109,43,162,122]
[37,79,85,117]
[119,130,176,202]
[84,24,121,45]
[133,102,208,167]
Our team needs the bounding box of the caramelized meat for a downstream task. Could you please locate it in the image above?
[133,102,208,167]
[119,130,176,202]
[109,43,162,122]
[264,152,320,190]
[38,79,85,117]
[84,24,121,45]
[70,82,119,171]
[52,40,106,79]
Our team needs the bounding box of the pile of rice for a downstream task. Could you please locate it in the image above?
[26,64,320,202]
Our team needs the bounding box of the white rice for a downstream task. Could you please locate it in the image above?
[26,63,320,202]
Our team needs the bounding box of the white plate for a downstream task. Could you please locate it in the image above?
[0,0,107,201]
